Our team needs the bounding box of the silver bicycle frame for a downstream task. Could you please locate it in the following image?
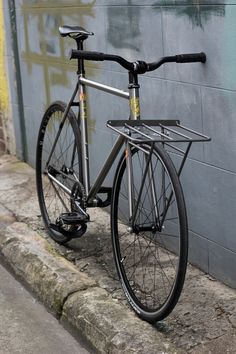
[78,75,130,201]
[79,75,130,202]
[45,67,184,228]
[46,71,141,210]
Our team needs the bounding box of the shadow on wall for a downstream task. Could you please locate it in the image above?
[107,0,141,51]
[158,1,225,29]
[107,0,225,52]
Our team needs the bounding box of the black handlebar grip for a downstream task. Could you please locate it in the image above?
[69,49,105,61]
[175,52,206,63]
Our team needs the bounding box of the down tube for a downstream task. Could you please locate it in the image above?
[87,135,125,203]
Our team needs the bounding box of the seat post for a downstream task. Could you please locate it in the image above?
[76,39,85,74]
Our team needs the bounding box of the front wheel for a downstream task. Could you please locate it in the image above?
[111,142,188,323]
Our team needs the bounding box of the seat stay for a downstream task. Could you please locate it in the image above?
[45,84,79,168]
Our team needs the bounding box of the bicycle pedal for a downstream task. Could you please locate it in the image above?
[49,222,87,239]
[58,211,89,225]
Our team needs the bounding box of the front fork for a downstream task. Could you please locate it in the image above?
[126,141,160,233]
[126,141,134,232]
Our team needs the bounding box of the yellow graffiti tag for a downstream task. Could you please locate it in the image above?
[0,0,9,113]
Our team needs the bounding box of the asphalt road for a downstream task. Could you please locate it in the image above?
[0,261,91,354]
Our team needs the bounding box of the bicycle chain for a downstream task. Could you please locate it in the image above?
[70,180,87,212]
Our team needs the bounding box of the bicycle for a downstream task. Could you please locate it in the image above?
[36,25,210,323]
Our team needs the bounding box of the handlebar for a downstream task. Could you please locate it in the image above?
[69,49,206,74]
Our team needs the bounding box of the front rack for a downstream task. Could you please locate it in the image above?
[107,119,210,144]
[107,119,211,177]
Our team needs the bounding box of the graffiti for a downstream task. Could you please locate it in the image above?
[21,1,95,102]
[21,0,96,141]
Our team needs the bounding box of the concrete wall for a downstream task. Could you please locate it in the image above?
[5,1,236,287]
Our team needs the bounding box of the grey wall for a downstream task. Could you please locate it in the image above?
[3,0,27,159]
[5,0,236,287]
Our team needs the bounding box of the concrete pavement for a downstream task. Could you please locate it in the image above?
[0,261,91,354]
[0,154,236,353]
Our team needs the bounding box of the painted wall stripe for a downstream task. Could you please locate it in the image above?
[0,0,9,114]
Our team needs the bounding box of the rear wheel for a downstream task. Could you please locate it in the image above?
[36,101,84,244]
[111,142,188,322]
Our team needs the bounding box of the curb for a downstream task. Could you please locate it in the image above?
[0,210,182,353]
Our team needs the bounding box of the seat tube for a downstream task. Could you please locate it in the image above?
[78,74,90,194]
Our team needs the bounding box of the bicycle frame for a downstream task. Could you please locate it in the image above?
[46,63,142,209]
[81,70,144,205]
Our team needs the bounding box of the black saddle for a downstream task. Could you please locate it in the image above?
[59,25,94,41]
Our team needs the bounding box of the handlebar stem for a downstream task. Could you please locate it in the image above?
[128,72,141,120]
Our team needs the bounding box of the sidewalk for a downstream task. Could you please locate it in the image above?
[0,262,90,354]
[0,154,236,354]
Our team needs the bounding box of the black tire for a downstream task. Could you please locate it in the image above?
[36,101,82,244]
[111,142,188,322]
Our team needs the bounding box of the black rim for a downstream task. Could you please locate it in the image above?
[36,102,81,243]
[112,143,188,321]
